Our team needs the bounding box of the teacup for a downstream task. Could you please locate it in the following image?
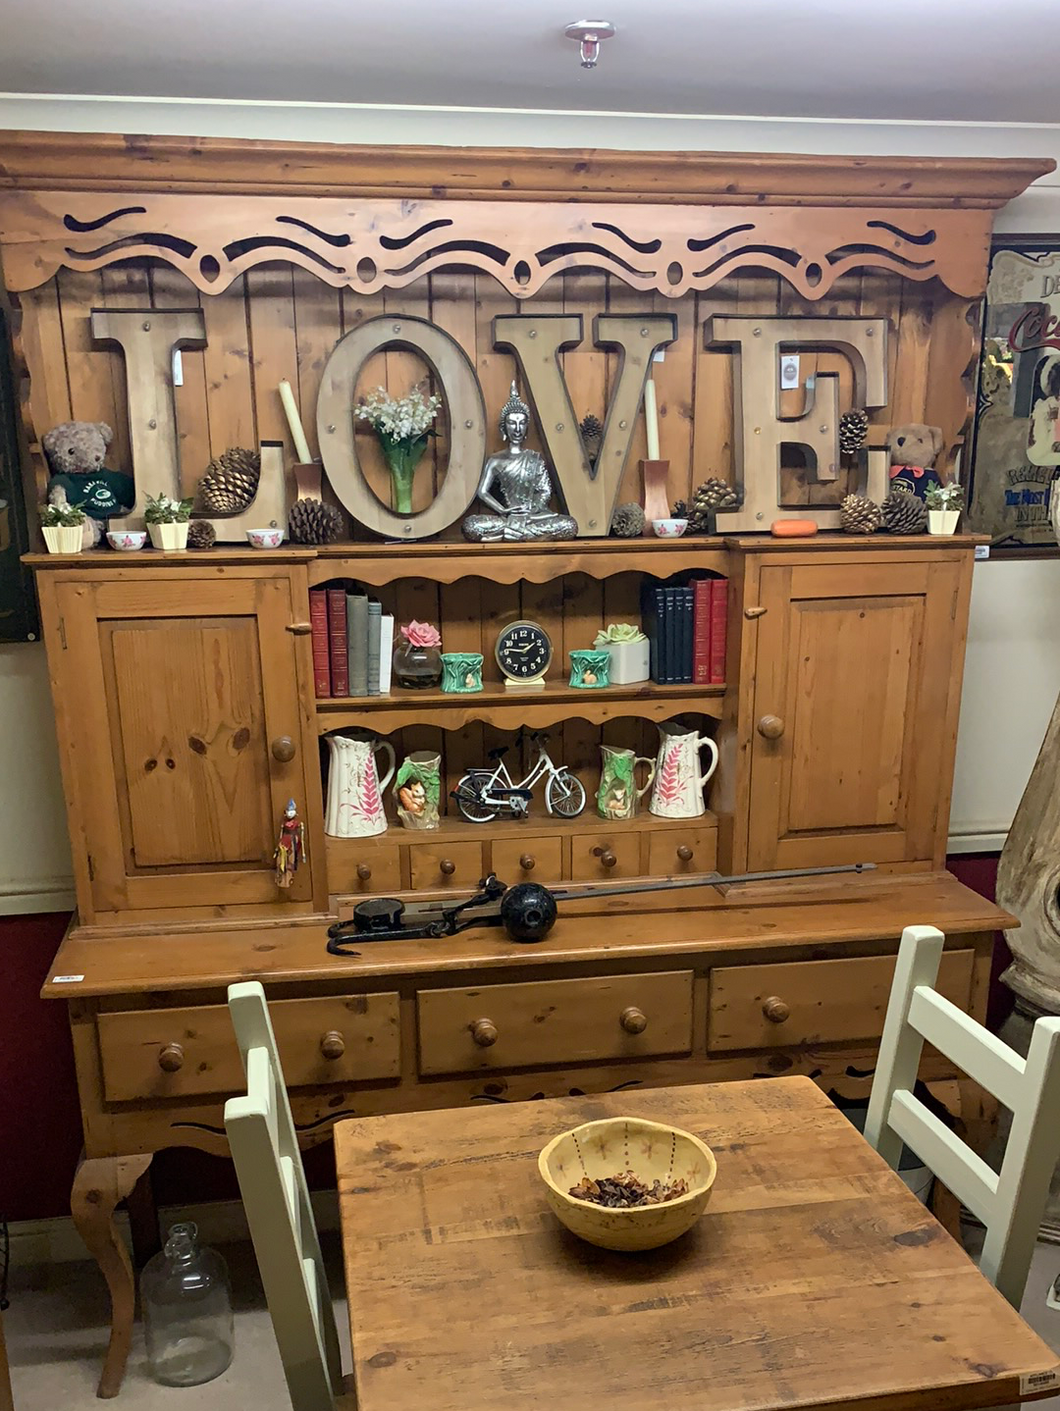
[107,530,147,551]
[652,518,688,539]
[247,528,284,549]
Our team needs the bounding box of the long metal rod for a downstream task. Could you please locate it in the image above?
[549,861,876,906]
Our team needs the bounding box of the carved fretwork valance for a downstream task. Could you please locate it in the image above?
[0,191,1007,300]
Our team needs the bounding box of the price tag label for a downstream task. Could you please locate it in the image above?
[974,544,991,560]
[1021,1369,1060,1396]
[52,974,85,984]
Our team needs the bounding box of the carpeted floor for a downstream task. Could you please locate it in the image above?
[5,1229,1059,1409]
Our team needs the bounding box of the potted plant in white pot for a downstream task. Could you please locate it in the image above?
[40,499,86,553]
[145,492,193,551]
[925,482,963,536]
[593,622,650,684]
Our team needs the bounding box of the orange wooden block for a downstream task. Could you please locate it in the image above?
[771,519,819,537]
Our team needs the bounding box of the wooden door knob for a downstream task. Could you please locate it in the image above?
[158,1043,184,1073]
[620,1006,648,1035]
[356,863,372,881]
[271,735,296,762]
[757,715,785,740]
[285,622,313,635]
[744,605,768,620]
[519,854,536,872]
[762,996,790,1024]
[676,844,693,862]
[470,1018,498,1047]
[320,1030,345,1061]
[439,858,457,876]
[600,849,618,869]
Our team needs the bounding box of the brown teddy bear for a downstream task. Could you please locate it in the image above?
[43,420,135,546]
[887,424,945,500]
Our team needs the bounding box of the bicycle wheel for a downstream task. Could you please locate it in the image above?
[454,773,498,823]
[547,771,586,818]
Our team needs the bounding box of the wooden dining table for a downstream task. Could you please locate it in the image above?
[334,1077,1060,1411]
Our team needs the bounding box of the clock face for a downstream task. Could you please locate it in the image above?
[495,620,552,681]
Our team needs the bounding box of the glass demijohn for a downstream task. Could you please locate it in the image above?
[141,1222,234,1386]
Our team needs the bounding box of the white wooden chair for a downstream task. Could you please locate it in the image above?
[865,924,1060,1309]
[224,981,349,1411]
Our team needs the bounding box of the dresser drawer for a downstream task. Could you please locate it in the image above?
[570,829,644,881]
[409,840,485,890]
[490,835,564,884]
[647,825,717,876]
[707,950,975,1052]
[97,992,401,1101]
[325,837,403,894]
[417,971,693,1076]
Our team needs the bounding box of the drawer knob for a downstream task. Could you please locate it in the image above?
[356,863,372,881]
[439,858,457,876]
[519,853,536,872]
[285,622,313,635]
[158,1042,184,1073]
[676,844,693,862]
[320,1030,346,1061]
[600,849,618,869]
[271,735,296,762]
[762,996,790,1024]
[620,1006,648,1035]
[757,715,785,740]
[470,1018,498,1047]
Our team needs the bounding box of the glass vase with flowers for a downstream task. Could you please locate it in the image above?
[355,384,442,515]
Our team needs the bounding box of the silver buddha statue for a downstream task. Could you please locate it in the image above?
[462,382,578,542]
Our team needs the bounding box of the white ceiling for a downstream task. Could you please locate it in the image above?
[3,0,1059,125]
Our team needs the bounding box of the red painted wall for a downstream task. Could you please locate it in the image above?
[0,854,1015,1220]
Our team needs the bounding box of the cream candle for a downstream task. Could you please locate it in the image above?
[643,377,661,460]
[278,379,312,464]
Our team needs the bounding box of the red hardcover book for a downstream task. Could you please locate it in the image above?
[327,587,349,697]
[692,578,712,685]
[309,588,331,699]
[708,577,729,685]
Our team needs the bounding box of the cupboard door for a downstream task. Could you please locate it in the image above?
[51,572,320,915]
[746,557,965,871]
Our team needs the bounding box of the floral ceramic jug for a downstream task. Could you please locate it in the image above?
[597,744,656,821]
[649,722,719,819]
[324,733,396,838]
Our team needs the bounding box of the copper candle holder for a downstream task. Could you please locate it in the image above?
[640,458,671,531]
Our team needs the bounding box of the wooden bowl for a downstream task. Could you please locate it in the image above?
[538,1116,716,1251]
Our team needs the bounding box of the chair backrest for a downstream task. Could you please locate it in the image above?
[224,982,343,1411]
[864,925,1060,1309]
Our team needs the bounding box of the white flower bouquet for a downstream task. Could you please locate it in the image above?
[356,384,442,515]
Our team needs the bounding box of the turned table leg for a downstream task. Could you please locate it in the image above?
[71,1153,154,1399]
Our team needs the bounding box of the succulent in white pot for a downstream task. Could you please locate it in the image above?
[924,481,963,536]
[145,492,193,551]
[40,497,86,554]
[594,622,650,685]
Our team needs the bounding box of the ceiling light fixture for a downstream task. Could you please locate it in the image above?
[564,20,615,69]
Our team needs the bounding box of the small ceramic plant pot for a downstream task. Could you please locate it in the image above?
[599,638,650,685]
[569,649,611,689]
[42,524,84,554]
[148,521,189,551]
[927,509,960,536]
[246,527,284,549]
[440,652,484,693]
[107,530,147,551]
[652,518,688,539]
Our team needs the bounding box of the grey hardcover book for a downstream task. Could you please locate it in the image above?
[346,591,369,697]
[367,599,383,696]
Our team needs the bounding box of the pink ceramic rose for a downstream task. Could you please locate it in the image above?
[400,620,441,648]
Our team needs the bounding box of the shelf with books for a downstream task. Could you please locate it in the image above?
[315,680,726,734]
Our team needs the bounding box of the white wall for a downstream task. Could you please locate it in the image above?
[1,95,1059,906]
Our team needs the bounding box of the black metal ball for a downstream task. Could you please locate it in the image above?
[500,882,558,943]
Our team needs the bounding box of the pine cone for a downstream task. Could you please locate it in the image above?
[186,519,216,549]
[839,409,869,456]
[196,447,261,517]
[580,414,604,470]
[840,494,882,535]
[881,488,928,535]
[671,498,688,518]
[289,497,344,545]
[610,502,645,538]
[693,477,740,510]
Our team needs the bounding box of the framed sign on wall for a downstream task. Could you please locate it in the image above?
[0,302,38,640]
[967,237,1060,552]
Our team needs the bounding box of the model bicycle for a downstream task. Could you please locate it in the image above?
[452,731,586,822]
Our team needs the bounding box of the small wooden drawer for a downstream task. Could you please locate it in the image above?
[489,835,564,884]
[707,949,975,1052]
[647,825,717,876]
[98,992,401,1101]
[570,829,644,882]
[325,837,402,894]
[417,971,693,1076]
[409,840,484,890]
